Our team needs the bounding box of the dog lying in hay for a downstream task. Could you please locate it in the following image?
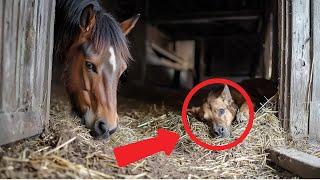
[188,78,277,137]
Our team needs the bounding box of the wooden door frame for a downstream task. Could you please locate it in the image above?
[278,0,320,141]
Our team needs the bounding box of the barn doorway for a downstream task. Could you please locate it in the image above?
[102,0,279,91]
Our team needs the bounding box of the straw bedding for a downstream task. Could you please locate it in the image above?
[0,93,319,178]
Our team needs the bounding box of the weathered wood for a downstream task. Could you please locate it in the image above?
[309,0,320,141]
[290,0,311,138]
[0,112,43,145]
[278,0,312,138]
[0,0,55,145]
[267,147,320,178]
[150,43,185,65]
[151,10,262,25]
[263,12,274,79]
[278,0,290,130]
[175,41,195,70]
[152,15,260,25]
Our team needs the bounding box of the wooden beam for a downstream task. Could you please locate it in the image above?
[309,0,320,141]
[152,15,260,25]
[150,10,263,24]
[267,147,320,178]
[150,43,185,65]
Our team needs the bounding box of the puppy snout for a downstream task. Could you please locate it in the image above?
[212,125,230,137]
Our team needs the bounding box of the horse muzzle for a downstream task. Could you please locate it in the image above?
[90,119,117,139]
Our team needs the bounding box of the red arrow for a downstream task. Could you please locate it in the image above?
[113,128,180,167]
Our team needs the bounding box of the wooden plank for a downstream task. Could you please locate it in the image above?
[0,0,3,112]
[175,41,195,70]
[0,112,43,145]
[151,10,262,25]
[263,13,274,79]
[1,0,17,112]
[43,0,55,127]
[289,0,311,138]
[267,147,320,178]
[150,43,185,65]
[278,0,290,130]
[310,0,320,140]
[0,0,55,145]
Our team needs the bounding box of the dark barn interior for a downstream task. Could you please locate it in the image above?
[52,0,279,102]
[102,0,278,91]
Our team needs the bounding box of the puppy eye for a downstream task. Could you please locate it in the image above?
[218,108,225,116]
[85,61,97,73]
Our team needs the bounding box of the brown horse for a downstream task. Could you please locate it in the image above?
[188,78,277,137]
[54,0,139,139]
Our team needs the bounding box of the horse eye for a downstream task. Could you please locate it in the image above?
[218,108,225,116]
[85,61,97,73]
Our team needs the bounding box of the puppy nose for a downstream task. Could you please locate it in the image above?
[213,126,229,137]
[91,119,110,139]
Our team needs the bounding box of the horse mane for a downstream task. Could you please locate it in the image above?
[54,0,131,64]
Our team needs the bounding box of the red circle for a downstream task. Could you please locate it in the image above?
[182,78,254,151]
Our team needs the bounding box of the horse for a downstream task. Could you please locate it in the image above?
[54,0,139,139]
[188,78,277,137]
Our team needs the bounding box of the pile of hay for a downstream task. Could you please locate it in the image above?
[0,93,317,178]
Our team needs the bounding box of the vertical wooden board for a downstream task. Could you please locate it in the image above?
[310,0,320,141]
[34,0,46,111]
[16,0,27,109]
[1,0,17,112]
[23,0,37,112]
[175,41,195,70]
[43,0,55,125]
[278,0,291,130]
[0,0,55,145]
[0,0,3,112]
[289,0,311,138]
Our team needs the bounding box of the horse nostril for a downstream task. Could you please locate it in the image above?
[92,120,110,139]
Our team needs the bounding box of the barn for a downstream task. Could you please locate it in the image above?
[0,0,319,178]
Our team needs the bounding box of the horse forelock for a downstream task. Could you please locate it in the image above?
[54,0,132,68]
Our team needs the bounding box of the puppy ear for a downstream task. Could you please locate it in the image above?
[221,85,233,103]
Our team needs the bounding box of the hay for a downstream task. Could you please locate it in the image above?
[0,93,318,178]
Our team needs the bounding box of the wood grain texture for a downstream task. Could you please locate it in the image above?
[279,0,320,141]
[278,0,291,131]
[310,0,320,141]
[0,0,55,145]
[290,0,311,138]
[267,147,320,178]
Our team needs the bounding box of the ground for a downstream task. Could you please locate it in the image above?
[0,90,319,178]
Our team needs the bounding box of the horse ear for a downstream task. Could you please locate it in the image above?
[80,5,96,33]
[221,85,233,102]
[120,14,140,35]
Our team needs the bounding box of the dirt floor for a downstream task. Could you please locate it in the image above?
[0,89,319,178]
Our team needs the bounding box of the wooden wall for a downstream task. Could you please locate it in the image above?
[279,0,320,141]
[0,0,55,145]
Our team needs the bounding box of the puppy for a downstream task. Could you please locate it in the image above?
[188,78,277,137]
